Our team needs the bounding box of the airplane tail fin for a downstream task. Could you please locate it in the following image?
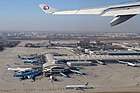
[6,65,13,71]
[86,82,89,86]
[39,4,59,14]
[18,55,20,58]
[6,65,11,68]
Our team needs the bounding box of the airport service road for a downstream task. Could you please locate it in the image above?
[1,46,140,93]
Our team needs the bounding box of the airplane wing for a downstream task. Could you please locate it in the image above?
[39,2,140,26]
[19,69,27,72]
[39,4,107,15]
[78,87,84,91]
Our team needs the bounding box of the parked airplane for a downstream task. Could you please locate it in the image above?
[13,71,38,79]
[70,69,85,75]
[49,75,57,81]
[60,72,69,78]
[39,1,140,26]
[6,65,33,72]
[18,54,37,59]
[20,58,38,63]
[96,60,106,65]
[117,60,128,64]
[127,62,138,67]
[127,47,140,51]
[118,60,140,67]
[66,82,93,90]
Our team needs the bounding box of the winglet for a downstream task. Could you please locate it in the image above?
[39,4,59,14]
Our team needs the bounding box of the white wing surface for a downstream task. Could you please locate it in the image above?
[39,2,140,26]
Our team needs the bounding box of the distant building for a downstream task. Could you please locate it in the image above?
[77,39,90,48]
[67,61,92,67]
[0,46,4,51]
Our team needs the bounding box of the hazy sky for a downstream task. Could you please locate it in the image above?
[0,0,139,32]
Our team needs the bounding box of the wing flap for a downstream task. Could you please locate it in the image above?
[101,8,140,16]
[77,8,107,14]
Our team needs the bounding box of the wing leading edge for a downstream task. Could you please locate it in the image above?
[39,2,140,26]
